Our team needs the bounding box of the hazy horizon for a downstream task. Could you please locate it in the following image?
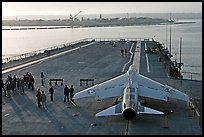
[2,12,202,20]
[3,2,202,18]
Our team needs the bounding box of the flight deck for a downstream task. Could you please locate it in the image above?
[2,39,202,135]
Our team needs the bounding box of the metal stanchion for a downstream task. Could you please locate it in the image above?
[188,101,195,117]
[180,79,182,88]
[163,114,168,128]
[188,86,194,117]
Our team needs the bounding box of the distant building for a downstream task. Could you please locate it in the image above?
[100,14,102,20]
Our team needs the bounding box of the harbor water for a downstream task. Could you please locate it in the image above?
[2,19,202,80]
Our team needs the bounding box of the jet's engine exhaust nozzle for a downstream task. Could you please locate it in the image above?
[122,108,136,120]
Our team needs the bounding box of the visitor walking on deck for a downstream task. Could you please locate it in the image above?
[41,91,47,109]
[69,85,75,103]
[36,89,42,108]
[2,80,6,97]
[49,86,54,101]
[121,49,124,56]
[40,72,45,86]
[125,49,128,57]
[31,74,35,90]
[5,78,11,98]
[64,85,69,102]
[20,78,25,94]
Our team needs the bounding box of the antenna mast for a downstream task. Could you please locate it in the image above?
[169,13,172,57]
[179,37,182,71]
[165,14,168,49]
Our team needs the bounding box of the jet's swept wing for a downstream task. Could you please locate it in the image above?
[164,84,189,102]
[134,72,189,102]
[138,85,168,101]
[73,73,128,100]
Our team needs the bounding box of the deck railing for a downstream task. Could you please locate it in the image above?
[2,37,153,64]
[2,38,88,64]
[181,72,202,81]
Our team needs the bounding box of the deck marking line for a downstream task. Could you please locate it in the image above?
[125,120,130,135]
[145,43,150,73]
[122,43,135,72]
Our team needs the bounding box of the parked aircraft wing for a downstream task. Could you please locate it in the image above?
[96,102,123,117]
[134,73,166,90]
[135,73,189,102]
[138,85,168,101]
[73,73,128,100]
[164,84,189,102]
[137,104,164,115]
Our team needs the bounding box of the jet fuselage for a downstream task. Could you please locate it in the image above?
[122,68,139,120]
[122,87,138,119]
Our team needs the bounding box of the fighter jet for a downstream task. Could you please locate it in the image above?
[73,64,189,120]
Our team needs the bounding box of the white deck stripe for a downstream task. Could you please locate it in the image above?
[133,40,141,73]
[145,43,150,73]
[122,43,135,72]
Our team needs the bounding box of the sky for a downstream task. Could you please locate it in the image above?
[2,2,202,17]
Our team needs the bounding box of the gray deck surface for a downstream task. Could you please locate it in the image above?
[2,40,202,135]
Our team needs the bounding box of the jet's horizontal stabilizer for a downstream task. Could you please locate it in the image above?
[137,105,164,115]
[96,103,123,117]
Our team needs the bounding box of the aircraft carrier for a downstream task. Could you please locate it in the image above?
[2,38,202,135]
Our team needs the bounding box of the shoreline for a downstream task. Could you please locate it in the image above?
[2,17,172,28]
[2,21,196,31]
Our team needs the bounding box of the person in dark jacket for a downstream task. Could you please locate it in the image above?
[20,78,25,94]
[40,72,45,86]
[49,85,54,101]
[64,85,69,102]
[2,79,6,97]
[125,49,128,57]
[69,85,75,103]
[36,89,42,108]
[31,74,34,90]
[120,49,124,56]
